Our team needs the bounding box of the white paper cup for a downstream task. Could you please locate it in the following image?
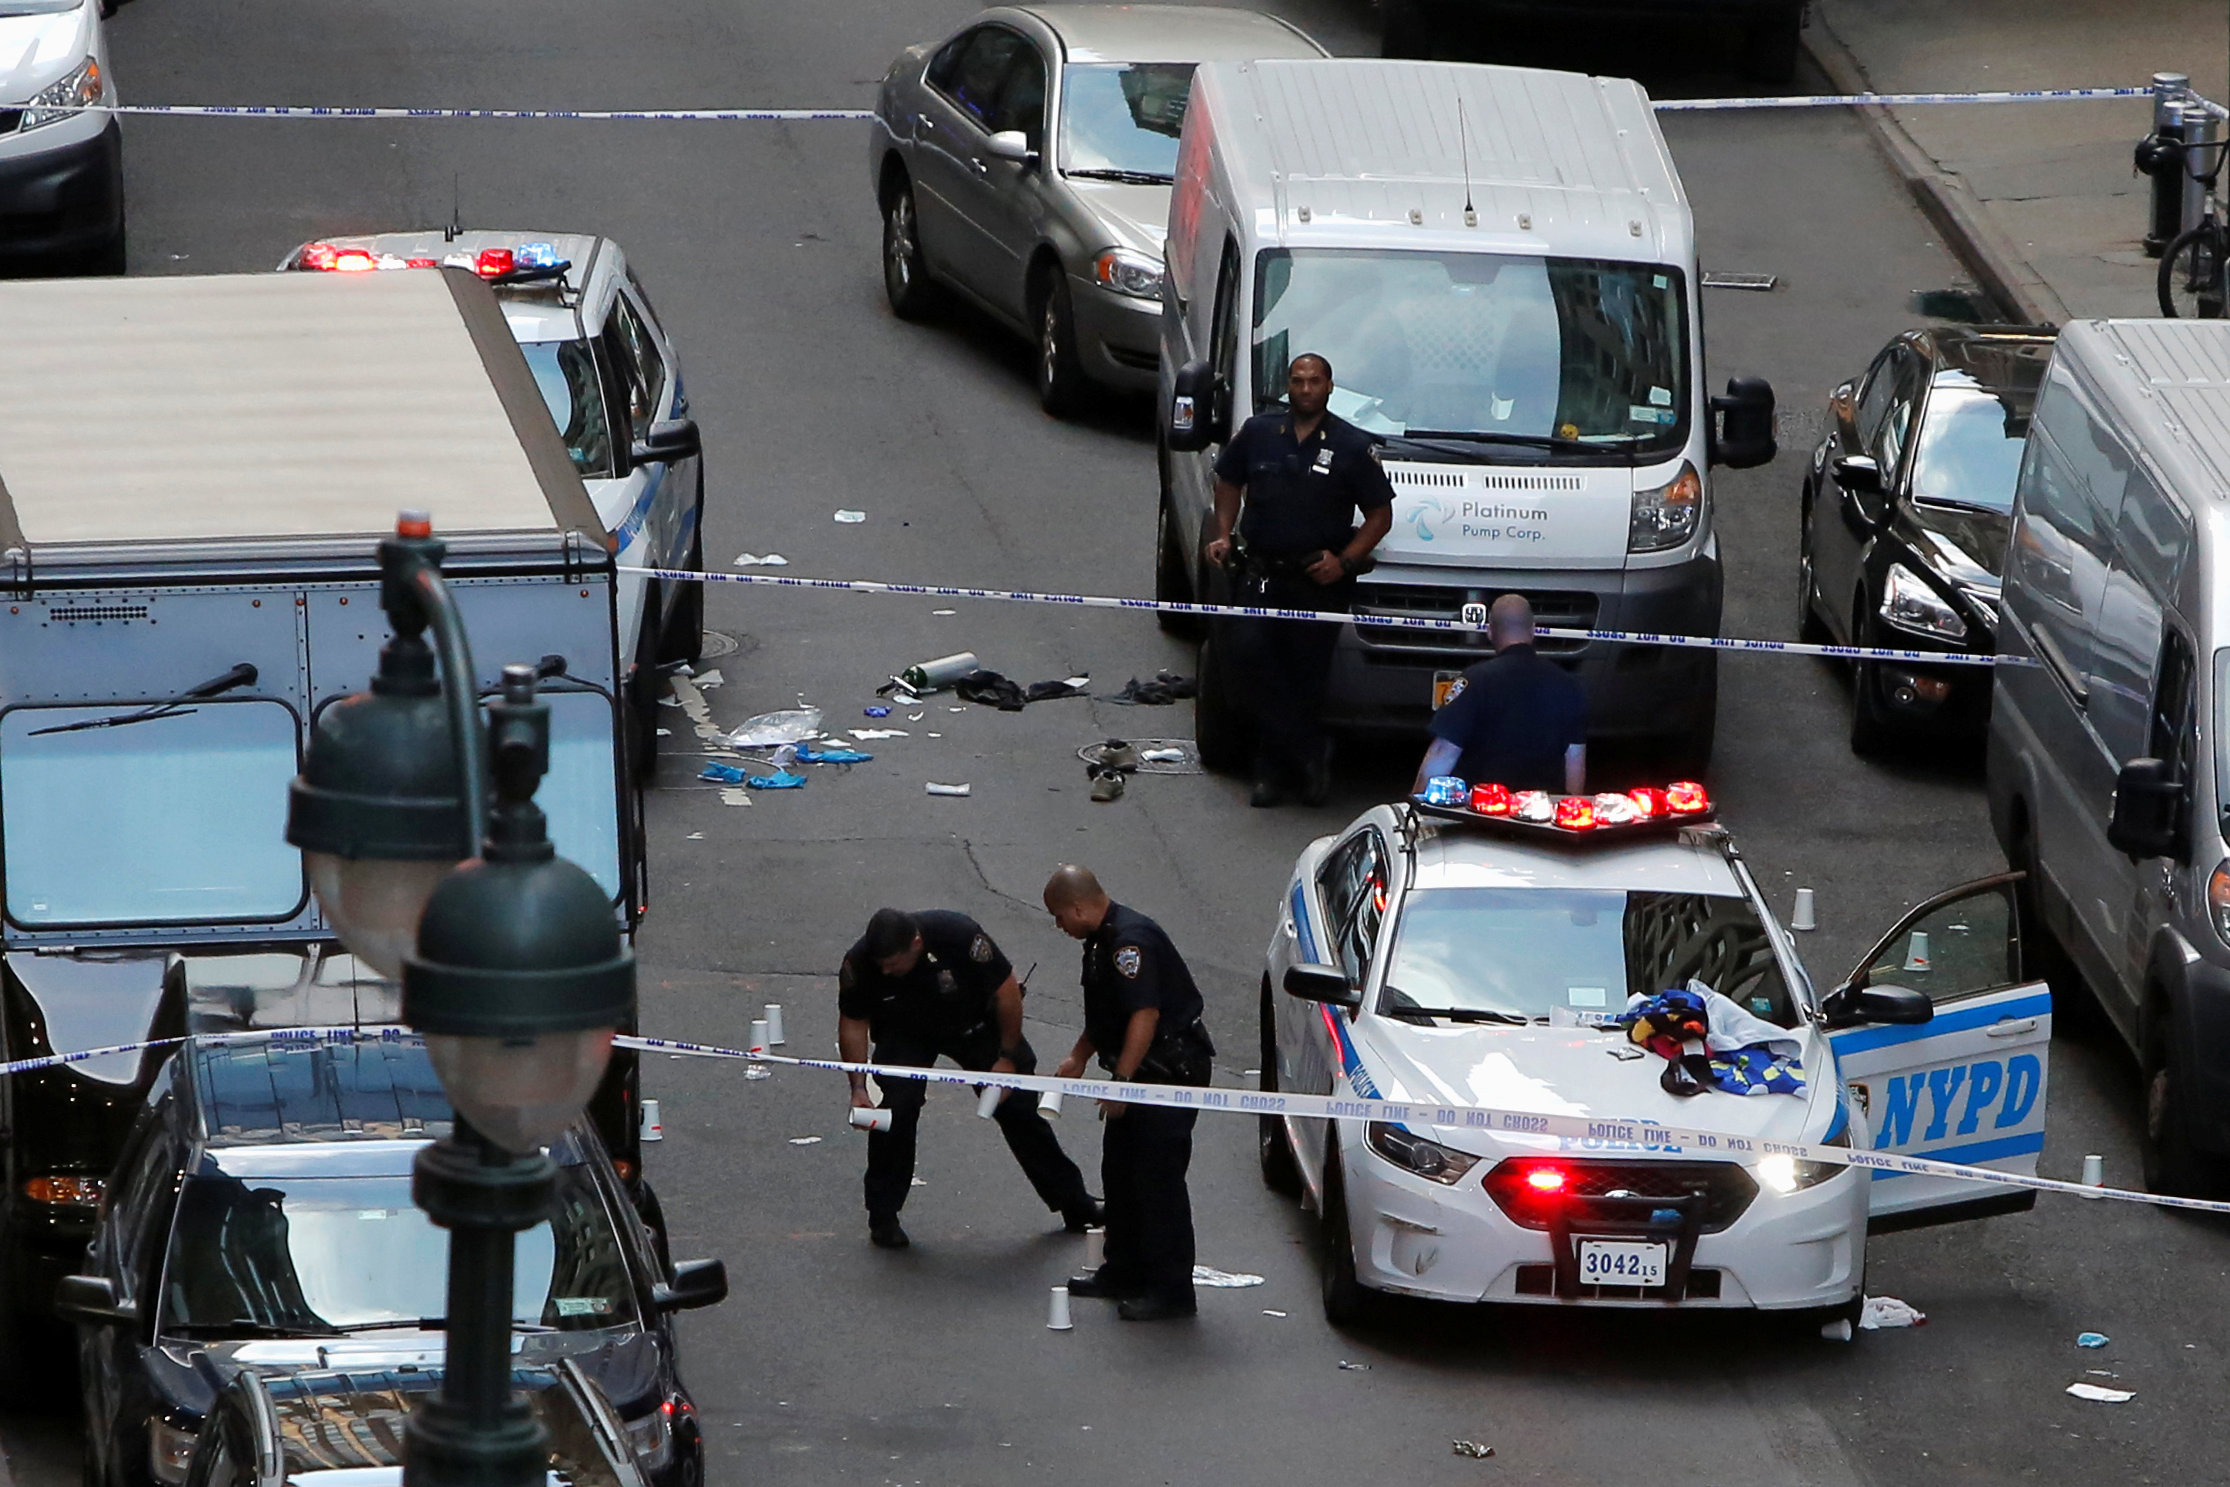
[1083,1227,1105,1270]
[1038,1090,1064,1118]
[976,1084,1004,1119]
[748,1018,771,1054]
[1047,1285,1074,1331]
[849,1106,893,1134]
[639,1098,663,1142]
[764,1003,786,1046]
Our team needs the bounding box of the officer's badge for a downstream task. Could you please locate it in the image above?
[1114,946,1143,979]
[969,934,994,963]
[936,969,960,997]
[1443,677,1467,703]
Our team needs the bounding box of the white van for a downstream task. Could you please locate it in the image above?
[1988,317,2230,1197]
[1155,59,1775,770]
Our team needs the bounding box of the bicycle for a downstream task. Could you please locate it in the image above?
[2158,135,2230,318]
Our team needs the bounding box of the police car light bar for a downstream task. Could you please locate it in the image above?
[1411,777,1713,834]
[292,241,567,279]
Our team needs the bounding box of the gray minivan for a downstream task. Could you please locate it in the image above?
[1988,317,2230,1196]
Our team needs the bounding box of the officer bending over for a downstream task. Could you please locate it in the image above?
[839,908,1100,1250]
[1207,353,1395,809]
[1044,866,1215,1322]
[1414,593,1587,795]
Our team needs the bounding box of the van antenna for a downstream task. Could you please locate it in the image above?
[1458,98,1475,218]
[445,175,463,243]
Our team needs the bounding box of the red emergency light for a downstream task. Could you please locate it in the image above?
[475,247,515,278]
[1414,778,1714,836]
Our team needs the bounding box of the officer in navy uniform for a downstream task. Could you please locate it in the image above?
[838,907,1100,1250]
[1043,865,1214,1322]
[1207,352,1396,809]
[1412,593,1588,795]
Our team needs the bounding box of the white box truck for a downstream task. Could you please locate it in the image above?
[1156,59,1776,772]
[0,269,655,1359]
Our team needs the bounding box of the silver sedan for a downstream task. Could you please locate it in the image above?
[868,5,1324,414]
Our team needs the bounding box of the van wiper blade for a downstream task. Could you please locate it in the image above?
[323,1317,556,1334]
[1399,429,1594,453]
[1065,167,1172,185]
[166,1320,343,1340]
[28,663,258,736]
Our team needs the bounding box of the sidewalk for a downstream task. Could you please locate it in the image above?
[1806,0,2228,323]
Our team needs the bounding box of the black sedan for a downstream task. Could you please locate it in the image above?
[58,1034,725,1487]
[1796,325,2055,752]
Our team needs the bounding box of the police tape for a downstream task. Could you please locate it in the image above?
[617,1032,2230,1218]
[6,1023,2226,1217]
[621,564,2032,670]
[19,87,2154,124]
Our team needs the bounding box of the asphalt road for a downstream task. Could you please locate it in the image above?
[4,3,2224,1485]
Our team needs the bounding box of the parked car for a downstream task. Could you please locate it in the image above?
[1797,325,2055,752]
[59,1033,725,1487]
[0,0,125,271]
[1375,0,1805,83]
[868,4,1325,413]
[182,1361,655,1487]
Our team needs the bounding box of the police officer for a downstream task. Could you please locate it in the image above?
[1042,865,1214,1322]
[838,908,1101,1249]
[1207,352,1395,809]
[1413,594,1587,794]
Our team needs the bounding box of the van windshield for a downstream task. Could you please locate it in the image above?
[1253,250,1688,456]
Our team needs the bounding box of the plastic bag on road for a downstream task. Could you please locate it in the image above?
[1859,1295,1926,1329]
[726,708,822,749]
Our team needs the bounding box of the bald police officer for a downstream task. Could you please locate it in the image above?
[1044,866,1214,1322]
[1413,594,1588,794]
[838,908,1100,1250]
[1207,353,1395,809]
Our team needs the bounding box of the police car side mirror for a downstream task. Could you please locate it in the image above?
[1709,376,1776,469]
[2108,756,2184,859]
[54,1273,140,1328]
[1284,963,1359,1008]
[1822,982,1933,1030]
[652,1257,728,1313]
[1167,358,1224,453]
[630,417,701,467]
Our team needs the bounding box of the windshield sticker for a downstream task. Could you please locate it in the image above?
[1628,406,1677,426]
[1565,987,1608,1007]
[554,1297,614,1318]
[1653,274,1668,288]
[1648,386,1673,406]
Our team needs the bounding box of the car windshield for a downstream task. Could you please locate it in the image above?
[0,701,302,927]
[1378,887,1793,1025]
[1909,380,2034,512]
[1059,62,1193,180]
[159,1158,638,1335]
[1253,250,1689,455]
[520,340,614,479]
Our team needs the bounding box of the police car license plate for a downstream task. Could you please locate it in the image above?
[1577,1240,1667,1287]
[1432,670,1463,709]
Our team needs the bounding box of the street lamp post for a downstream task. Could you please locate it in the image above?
[288,512,634,1487]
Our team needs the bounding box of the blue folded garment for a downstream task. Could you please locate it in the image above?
[699,762,746,783]
[795,745,871,764]
[746,770,808,789]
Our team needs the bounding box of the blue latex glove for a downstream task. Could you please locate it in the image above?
[699,762,747,783]
[745,770,808,789]
[795,745,872,764]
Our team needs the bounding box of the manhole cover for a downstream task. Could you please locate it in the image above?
[700,630,740,659]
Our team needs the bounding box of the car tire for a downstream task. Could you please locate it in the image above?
[1258,978,1302,1196]
[1155,490,1201,639]
[1193,633,1250,775]
[1035,271,1087,417]
[1847,607,1903,757]
[1739,3,1803,84]
[658,477,707,666]
[881,178,936,321]
[2142,1007,2230,1197]
[1795,522,1830,644]
[629,601,663,787]
[88,222,126,278]
[1318,1159,1375,1329]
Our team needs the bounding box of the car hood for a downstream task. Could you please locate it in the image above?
[1901,500,2010,588]
[1353,1020,1835,1155]
[0,1,91,106]
[160,1327,664,1415]
[1064,178,1169,261]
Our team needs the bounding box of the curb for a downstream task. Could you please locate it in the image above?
[1803,11,2072,327]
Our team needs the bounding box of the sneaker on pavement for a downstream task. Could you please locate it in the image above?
[868,1217,911,1249]
[1249,776,1285,808]
[1067,1270,1142,1300]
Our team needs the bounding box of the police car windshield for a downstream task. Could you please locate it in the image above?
[1379,887,1794,1026]
[520,340,615,479]
[159,1163,637,1338]
[1252,250,1689,457]
[1059,62,1190,181]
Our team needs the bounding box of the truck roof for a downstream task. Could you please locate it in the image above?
[2059,318,2230,509]
[0,269,605,566]
[1198,59,1687,262]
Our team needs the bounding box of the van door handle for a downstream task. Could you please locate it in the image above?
[2032,626,2089,707]
[1986,1018,2039,1037]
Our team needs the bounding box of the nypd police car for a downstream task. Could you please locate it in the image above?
[1261,780,2052,1328]
[280,231,703,776]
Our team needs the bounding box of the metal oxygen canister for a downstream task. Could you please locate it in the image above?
[900,652,979,693]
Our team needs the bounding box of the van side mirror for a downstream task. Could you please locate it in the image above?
[1831,454,1882,495]
[54,1274,139,1328]
[1284,962,1358,1008]
[984,130,1039,167]
[1822,982,1933,1030]
[2108,756,2184,859]
[630,417,701,467]
[1709,376,1776,469]
[651,1258,728,1312]
[1166,358,1227,452]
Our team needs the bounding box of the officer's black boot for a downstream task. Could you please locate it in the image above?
[1249,749,1286,808]
[1299,739,1333,808]
[868,1215,911,1249]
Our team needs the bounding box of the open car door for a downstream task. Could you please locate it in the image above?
[1826,872,2051,1231]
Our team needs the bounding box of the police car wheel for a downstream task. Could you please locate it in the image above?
[1318,1160,1376,1328]
[882,181,935,320]
[1193,635,1251,774]
[659,484,706,666]
[1258,978,1302,1195]
[629,609,664,785]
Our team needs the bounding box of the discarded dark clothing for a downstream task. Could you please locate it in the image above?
[1614,986,1805,1098]
[952,669,1091,711]
[1105,671,1199,706]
